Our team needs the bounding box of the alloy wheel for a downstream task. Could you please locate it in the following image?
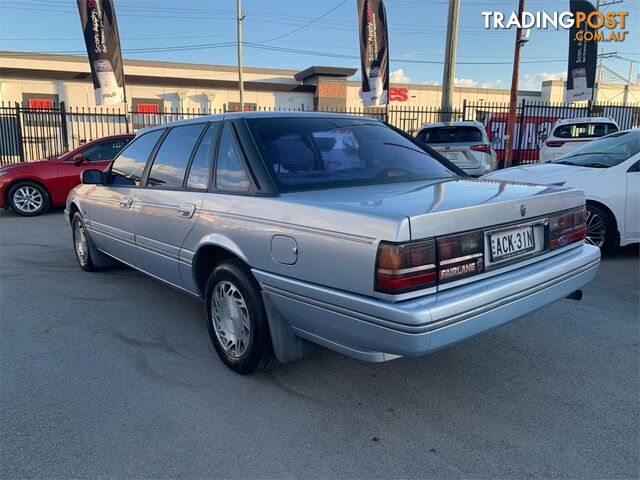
[13,186,43,214]
[585,209,607,248]
[211,281,251,357]
[73,220,88,264]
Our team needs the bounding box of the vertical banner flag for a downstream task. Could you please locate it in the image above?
[77,0,126,105]
[566,0,598,102]
[357,0,389,107]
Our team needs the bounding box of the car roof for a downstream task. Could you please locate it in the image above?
[417,120,485,130]
[554,116,618,126]
[136,111,383,136]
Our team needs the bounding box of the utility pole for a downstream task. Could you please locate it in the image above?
[440,0,460,121]
[237,0,245,111]
[503,0,526,169]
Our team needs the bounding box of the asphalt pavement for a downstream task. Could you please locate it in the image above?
[1,208,638,479]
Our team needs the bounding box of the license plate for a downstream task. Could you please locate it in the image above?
[489,226,535,262]
[443,152,458,161]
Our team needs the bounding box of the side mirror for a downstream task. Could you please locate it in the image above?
[73,154,86,166]
[490,136,501,144]
[81,169,104,185]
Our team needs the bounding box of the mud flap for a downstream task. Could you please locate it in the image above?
[262,291,315,363]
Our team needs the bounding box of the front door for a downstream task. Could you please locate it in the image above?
[625,160,640,241]
[57,137,131,202]
[133,122,217,288]
[85,130,163,265]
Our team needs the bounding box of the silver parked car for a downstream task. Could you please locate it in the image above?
[66,112,600,375]
[416,121,499,176]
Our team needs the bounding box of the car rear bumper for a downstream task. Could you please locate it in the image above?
[254,243,600,362]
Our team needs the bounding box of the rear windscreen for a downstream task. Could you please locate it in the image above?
[418,126,483,144]
[246,117,457,191]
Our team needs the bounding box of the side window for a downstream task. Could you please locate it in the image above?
[80,138,131,162]
[186,122,220,190]
[628,161,640,173]
[146,124,206,188]
[215,123,251,192]
[110,130,163,186]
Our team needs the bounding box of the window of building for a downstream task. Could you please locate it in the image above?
[215,123,251,192]
[186,122,220,190]
[137,103,160,114]
[28,99,55,109]
[146,123,206,188]
[227,102,257,112]
[110,130,163,186]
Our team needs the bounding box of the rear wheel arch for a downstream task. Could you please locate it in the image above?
[193,244,251,297]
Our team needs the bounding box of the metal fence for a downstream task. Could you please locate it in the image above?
[1,100,638,166]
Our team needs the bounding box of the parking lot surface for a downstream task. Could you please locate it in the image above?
[1,209,638,479]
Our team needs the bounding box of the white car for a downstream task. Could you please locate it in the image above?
[484,129,639,249]
[538,117,619,163]
[415,121,499,176]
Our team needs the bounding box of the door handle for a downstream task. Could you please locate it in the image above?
[119,197,133,209]
[176,203,196,219]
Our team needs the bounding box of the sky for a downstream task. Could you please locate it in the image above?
[0,0,638,92]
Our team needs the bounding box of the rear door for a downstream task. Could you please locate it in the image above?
[133,122,219,287]
[418,126,485,170]
[85,130,163,265]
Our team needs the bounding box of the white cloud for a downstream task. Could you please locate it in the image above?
[454,78,478,87]
[422,80,440,86]
[390,68,411,84]
[480,79,504,89]
[520,71,567,90]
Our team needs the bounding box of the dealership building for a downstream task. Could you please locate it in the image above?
[2,51,638,113]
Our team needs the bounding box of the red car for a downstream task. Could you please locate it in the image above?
[0,134,133,216]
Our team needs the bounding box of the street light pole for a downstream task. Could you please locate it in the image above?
[441,0,460,121]
[237,0,245,111]
[504,0,526,169]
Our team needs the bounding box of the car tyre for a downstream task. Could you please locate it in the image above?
[586,204,614,250]
[8,181,50,217]
[205,259,275,375]
[72,212,98,271]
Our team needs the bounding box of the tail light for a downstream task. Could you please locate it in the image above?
[546,140,565,147]
[375,230,484,294]
[437,230,484,283]
[550,206,587,249]
[375,240,436,294]
[470,144,491,153]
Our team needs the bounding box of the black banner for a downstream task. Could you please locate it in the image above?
[77,0,126,105]
[566,0,598,102]
[357,0,389,107]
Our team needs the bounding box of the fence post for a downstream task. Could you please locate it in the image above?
[587,99,593,116]
[14,102,25,162]
[514,98,527,165]
[124,107,131,133]
[462,99,467,121]
[60,101,69,151]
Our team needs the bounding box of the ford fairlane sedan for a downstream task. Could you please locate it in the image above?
[65,112,600,374]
